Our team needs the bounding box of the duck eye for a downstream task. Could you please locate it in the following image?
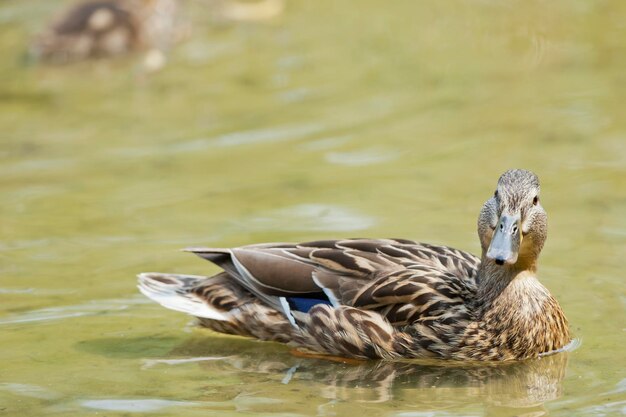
[533,196,539,206]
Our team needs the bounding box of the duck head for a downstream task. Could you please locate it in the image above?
[478,169,548,270]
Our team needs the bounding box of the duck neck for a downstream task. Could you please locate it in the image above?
[476,255,538,308]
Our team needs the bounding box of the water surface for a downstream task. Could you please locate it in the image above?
[1,1,625,416]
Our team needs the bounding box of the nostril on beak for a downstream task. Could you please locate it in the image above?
[495,258,504,265]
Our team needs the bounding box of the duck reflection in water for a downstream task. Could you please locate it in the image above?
[144,336,570,416]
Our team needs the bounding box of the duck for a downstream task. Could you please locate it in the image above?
[138,169,570,361]
[31,0,181,66]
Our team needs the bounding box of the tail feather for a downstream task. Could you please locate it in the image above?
[137,272,229,321]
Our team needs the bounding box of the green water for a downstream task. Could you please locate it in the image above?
[1,1,625,416]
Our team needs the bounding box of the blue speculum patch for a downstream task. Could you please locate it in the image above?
[286,294,332,313]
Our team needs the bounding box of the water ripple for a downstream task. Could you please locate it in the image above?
[241,204,376,232]
[81,399,198,412]
[325,148,399,166]
[0,297,148,326]
[0,383,61,400]
[298,135,352,151]
[105,123,324,158]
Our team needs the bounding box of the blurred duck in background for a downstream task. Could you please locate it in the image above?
[31,0,184,70]
[30,0,285,70]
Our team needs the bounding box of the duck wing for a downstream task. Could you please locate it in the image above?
[186,239,480,326]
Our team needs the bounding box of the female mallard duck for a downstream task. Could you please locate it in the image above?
[139,169,570,361]
[31,0,180,65]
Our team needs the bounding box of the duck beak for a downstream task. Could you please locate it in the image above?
[487,214,521,265]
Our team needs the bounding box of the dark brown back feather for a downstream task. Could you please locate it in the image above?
[187,239,480,326]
